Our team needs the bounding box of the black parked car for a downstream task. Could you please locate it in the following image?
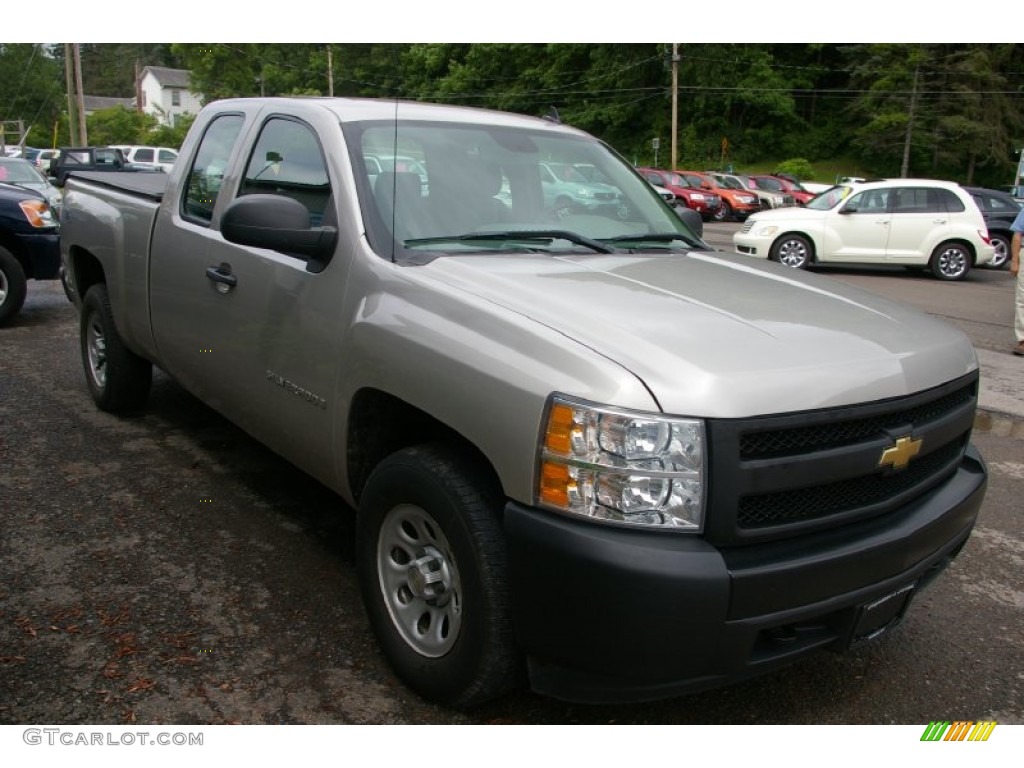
[0,181,61,325]
[965,186,1022,269]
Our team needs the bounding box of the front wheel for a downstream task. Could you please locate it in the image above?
[356,444,519,708]
[80,284,152,412]
[929,242,971,281]
[713,201,732,222]
[987,233,1010,269]
[770,234,813,269]
[0,245,28,327]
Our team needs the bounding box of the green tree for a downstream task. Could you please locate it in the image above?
[86,106,159,145]
[0,44,64,148]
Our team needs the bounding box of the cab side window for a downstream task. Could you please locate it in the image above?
[182,113,245,226]
[238,118,331,226]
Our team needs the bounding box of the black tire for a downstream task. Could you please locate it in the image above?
[770,233,813,269]
[987,233,1010,269]
[929,241,971,281]
[0,246,28,327]
[713,200,732,222]
[356,444,519,708]
[80,284,152,413]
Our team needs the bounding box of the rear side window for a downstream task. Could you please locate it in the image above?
[182,114,245,225]
[134,148,154,163]
[891,187,965,214]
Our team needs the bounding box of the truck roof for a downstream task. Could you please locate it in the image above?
[204,97,587,135]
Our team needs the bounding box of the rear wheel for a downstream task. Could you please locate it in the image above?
[356,444,519,708]
[987,233,1010,269]
[770,234,813,269]
[80,284,152,412]
[929,242,971,281]
[0,246,28,327]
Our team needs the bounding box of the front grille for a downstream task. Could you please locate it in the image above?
[739,220,755,234]
[738,437,966,528]
[704,373,978,545]
[740,384,975,459]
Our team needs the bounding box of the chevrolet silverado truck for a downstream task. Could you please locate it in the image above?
[59,97,988,708]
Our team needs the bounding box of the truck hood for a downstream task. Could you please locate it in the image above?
[420,249,978,418]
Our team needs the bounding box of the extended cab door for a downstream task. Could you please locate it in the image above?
[149,109,348,484]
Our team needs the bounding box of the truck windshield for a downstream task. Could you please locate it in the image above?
[348,119,697,258]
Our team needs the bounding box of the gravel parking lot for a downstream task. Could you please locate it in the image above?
[1,279,1021,729]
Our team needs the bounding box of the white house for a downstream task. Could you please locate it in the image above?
[138,67,202,127]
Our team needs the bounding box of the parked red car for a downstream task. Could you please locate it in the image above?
[636,167,722,221]
[747,174,816,205]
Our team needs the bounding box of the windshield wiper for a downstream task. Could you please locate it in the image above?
[404,230,615,254]
[602,232,705,249]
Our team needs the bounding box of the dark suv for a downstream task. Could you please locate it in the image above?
[965,186,1022,269]
[0,181,60,325]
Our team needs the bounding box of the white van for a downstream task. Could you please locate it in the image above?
[110,145,178,173]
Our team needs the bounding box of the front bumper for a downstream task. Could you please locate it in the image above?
[505,445,986,704]
[16,230,61,280]
[732,232,772,258]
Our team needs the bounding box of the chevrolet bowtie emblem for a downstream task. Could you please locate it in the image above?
[879,436,923,470]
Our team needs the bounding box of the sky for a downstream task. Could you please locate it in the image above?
[14,1,1022,44]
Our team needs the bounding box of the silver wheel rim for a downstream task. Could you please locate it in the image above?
[990,239,1008,267]
[86,313,108,389]
[0,270,7,304]
[936,246,967,278]
[777,238,808,268]
[377,503,462,658]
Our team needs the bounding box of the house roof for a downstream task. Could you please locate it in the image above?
[83,95,136,112]
[141,66,192,89]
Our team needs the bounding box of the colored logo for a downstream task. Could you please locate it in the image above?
[879,435,923,471]
[920,721,996,742]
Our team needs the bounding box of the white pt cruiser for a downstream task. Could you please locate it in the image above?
[733,178,995,281]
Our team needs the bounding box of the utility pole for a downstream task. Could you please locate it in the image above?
[73,43,88,146]
[899,65,919,179]
[64,43,78,148]
[135,59,144,115]
[327,45,334,97]
[671,43,679,171]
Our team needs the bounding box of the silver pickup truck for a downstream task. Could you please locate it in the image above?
[60,97,988,708]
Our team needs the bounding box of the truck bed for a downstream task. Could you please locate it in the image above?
[66,170,169,201]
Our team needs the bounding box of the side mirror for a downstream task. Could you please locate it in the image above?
[675,205,704,238]
[221,194,337,272]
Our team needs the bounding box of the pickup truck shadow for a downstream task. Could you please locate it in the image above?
[144,369,358,565]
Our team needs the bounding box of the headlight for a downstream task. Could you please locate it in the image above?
[754,225,779,237]
[738,195,757,204]
[691,193,705,201]
[537,395,705,530]
[575,187,594,198]
[19,199,56,228]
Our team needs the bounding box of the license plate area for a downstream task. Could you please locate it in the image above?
[849,583,916,647]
